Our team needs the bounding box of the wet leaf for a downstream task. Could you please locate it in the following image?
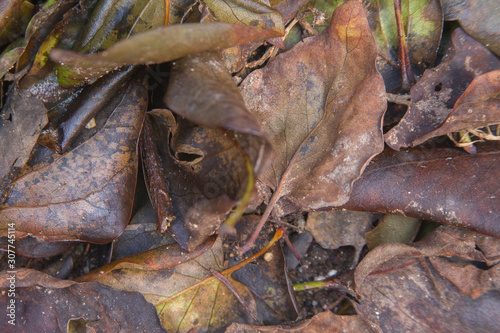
[341,143,500,238]
[239,0,386,216]
[385,28,500,150]
[143,109,259,251]
[50,22,283,86]
[225,310,378,332]
[306,211,376,267]
[0,0,34,47]
[0,88,48,203]
[0,79,147,243]
[203,0,284,34]
[441,0,500,56]
[416,69,500,143]
[365,214,421,250]
[0,268,166,332]
[354,226,500,332]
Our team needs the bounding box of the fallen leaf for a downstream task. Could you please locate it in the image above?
[164,51,273,173]
[306,211,377,267]
[144,109,258,251]
[354,226,500,332]
[0,235,72,258]
[0,0,34,47]
[341,142,500,238]
[0,268,166,332]
[385,28,500,150]
[203,0,284,34]
[238,0,386,227]
[441,0,500,56]
[0,46,24,79]
[366,0,443,69]
[55,0,167,87]
[78,232,288,332]
[111,202,175,261]
[365,214,421,250]
[0,79,147,244]
[49,22,283,85]
[416,69,500,143]
[225,310,378,332]
[0,88,48,203]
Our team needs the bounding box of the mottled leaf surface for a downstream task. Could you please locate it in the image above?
[79,236,260,333]
[0,88,47,203]
[416,69,500,143]
[354,226,500,332]
[50,22,282,85]
[203,0,284,34]
[0,269,166,332]
[0,80,147,243]
[342,143,500,238]
[385,28,500,150]
[239,0,386,215]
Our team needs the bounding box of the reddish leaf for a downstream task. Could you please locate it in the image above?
[385,28,500,150]
[0,269,166,332]
[341,143,500,238]
[0,79,147,244]
[354,226,500,332]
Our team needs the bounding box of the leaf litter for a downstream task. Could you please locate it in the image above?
[0,0,499,331]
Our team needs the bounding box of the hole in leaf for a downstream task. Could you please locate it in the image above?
[176,152,202,162]
[434,82,443,91]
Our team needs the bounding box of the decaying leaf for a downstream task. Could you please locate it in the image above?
[226,310,378,332]
[238,0,386,236]
[441,0,500,56]
[342,143,500,238]
[306,211,377,267]
[365,214,421,250]
[203,0,284,34]
[0,269,166,332]
[0,88,47,203]
[78,230,290,333]
[0,79,147,243]
[144,109,259,251]
[354,226,500,332]
[50,22,283,85]
[385,28,500,150]
[416,69,500,143]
